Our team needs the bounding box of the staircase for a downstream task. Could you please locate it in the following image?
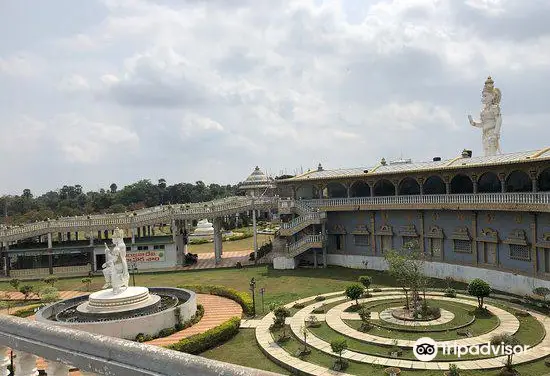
[276,199,326,259]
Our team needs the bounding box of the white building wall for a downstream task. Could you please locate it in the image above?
[326,254,550,296]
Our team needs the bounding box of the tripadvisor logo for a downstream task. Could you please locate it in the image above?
[412,337,529,362]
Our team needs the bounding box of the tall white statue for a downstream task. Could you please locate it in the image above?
[468,76,502,156]
[102,227,129,294]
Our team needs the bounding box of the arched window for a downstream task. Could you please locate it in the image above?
[326,182,347,198]
[450,174,473,194]
[538,168,550,192]
[349,181,370,197]
[373,179,395,197]
[478,172,501,193]
[506,170,531,192]
[398,177,420,195]
[423,176,446,195]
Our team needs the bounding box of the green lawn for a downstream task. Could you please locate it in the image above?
[188,234,272,254]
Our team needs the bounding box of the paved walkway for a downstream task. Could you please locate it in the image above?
[255,289,550,374]
[181,250,252,270]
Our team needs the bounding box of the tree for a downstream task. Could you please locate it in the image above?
[491,333,521,368]
[358,276,372,296]
[385,249,427,312]
[9,278,20,292]
[358,306,372,332]
[300,325,309,353]
[42,276,58,287]
[22,189,33,199]
[110,183,118,193]
[345,284,364,306]
[330,339,348,370]
[272,306,291,340]
[81,277,92,292]
[468,279,491,309]
[39,286,60,303]
[19,285,34,301]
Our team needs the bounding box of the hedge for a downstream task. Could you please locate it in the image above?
[178,284,254,316]
[135,304,205,343]
[12,304,43,318]
[167,316,241,354]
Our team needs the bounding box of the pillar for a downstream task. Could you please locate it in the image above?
[472,212,478,265]
[445,181,450,194]
[13,350,38,376]
[75,231,78,240]
[132,227,136,244]
[89,231,94,246]
[47,361,71,376]
[313,249,318,268]
[147,225,151,236]
[531,175,538,192]
[137,227,141,238]
[47,233,52,249]
[532,214,538,276]
[171,219,176,243]
[67,232,71,241]
[499,173,506,193]
[346,185,351,198]
[213,218,223,264]
[183,221,189,255]
[97,230,102,240]
[321,221,327,268]
[252,208,258,263]
[142,226,146,238]
[0,346,10,376]
[472,175,478,194]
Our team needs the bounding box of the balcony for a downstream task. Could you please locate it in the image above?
[302,192,550,212]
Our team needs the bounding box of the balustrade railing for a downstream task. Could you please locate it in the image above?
[303,192,550,208]
[0,314,280,376]
[288,234,324,256]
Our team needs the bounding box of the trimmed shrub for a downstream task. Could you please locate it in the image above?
[135,304,204,342]
[372,288,382,293]
[314,295,326,301]
[12,304,43,318]
[293,302,306,309]
[178,284,254,316]
[168,316,241,354]
[444,288,457,298]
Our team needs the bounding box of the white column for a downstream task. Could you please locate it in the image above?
[132,227,136,244]
[13,350,38,376]
[252,208,257,264]
[89,231,94,246]
[46,361,71,376]
[0,346,10,376]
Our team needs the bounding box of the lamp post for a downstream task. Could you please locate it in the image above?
[131,261,138,286]
[249,278,256,317]
[260,287,265,314]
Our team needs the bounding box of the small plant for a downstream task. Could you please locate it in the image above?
[345,284,364,306]
[468,278,491,309]
[272,306,291,340]
[491,333,521,368]
[298,325,311,356]
[444,288,457,298]
[293,302,305,309]
[330,338,348,371]
[445,276,454,289]
[42,276,58,287]
[307,315,320,328]
[39,286,60,303]
[81,277,92,292]
[9,278,20,292]
[358,276,372,296]
[312,303,326,314]
[446,364,460,376]
[19,285,34,301]
[314,295,326,302]
[358,306,372,332]
[373,287,382,293]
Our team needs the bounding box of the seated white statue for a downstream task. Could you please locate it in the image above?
[102,228,130,294]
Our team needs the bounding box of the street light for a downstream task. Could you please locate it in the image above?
[131,261,138,286]
[249,278,256,317]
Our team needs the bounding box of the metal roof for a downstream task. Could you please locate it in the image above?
[281,147,550,182]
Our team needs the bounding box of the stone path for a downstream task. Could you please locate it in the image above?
[255,290,550,374]
[378,307,454,326]
[183,251,252,270]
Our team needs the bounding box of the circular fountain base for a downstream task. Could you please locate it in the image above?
[76,286,160,315]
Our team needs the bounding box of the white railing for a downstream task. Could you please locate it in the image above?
[0,196,278,241]
[288,234,324,257]
[303,192,550,208]
[280,213,320,229]
[0,314,281,376]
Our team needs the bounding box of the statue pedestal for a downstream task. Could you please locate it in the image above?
[76,286,160,315]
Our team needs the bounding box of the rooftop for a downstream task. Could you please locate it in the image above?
[281,147,550,182]
[239,166,276,190]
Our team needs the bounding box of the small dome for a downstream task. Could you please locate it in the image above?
[239,166,275,191]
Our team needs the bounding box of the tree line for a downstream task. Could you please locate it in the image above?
[0,179,241,225]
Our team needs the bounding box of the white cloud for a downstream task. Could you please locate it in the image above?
[181,113,224,139]
[57,74,90,93]
[0,53,38,78]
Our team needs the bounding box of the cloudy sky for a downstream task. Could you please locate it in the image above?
[1,0,549,195]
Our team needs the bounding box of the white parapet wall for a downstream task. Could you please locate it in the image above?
[273,256,297,270]
[325,254,550,296]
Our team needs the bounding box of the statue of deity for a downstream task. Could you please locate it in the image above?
[468,76,502,157]
[102,227,129,294]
